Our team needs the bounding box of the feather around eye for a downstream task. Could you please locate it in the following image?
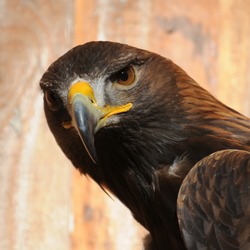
[113,65,136,86]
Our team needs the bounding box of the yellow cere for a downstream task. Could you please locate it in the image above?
[68,82,96,104]
[68,81,133,120]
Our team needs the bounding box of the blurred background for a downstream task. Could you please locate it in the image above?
[0,0,249,249]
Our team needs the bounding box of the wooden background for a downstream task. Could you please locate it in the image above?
[0,0,250,249]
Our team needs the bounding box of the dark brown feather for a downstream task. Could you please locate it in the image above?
[177,150,250,250]
[40,41,250,250]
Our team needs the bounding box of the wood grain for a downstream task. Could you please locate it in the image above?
[0,1,74,249]
[217,0,250,116]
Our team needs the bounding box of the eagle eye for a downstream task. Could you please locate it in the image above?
[115,65,136,86]
[44,90,62,111]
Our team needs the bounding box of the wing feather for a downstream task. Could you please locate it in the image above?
[177,150,250,250]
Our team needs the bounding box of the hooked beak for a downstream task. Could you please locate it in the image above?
[66,82,132,164]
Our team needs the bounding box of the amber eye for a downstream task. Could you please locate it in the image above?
[115,66,136,86]
[44,90,62,111]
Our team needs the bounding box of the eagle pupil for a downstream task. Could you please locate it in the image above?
[114,66,135,85]
[119,71,128,81]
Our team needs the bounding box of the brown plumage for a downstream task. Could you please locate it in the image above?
[39,41,250,249]
[178,150,250,250]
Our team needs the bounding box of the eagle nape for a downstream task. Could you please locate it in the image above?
[39,41,250,250]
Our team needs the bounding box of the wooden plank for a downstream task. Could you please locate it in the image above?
[0,1,74,250]
[217,0,250,116]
